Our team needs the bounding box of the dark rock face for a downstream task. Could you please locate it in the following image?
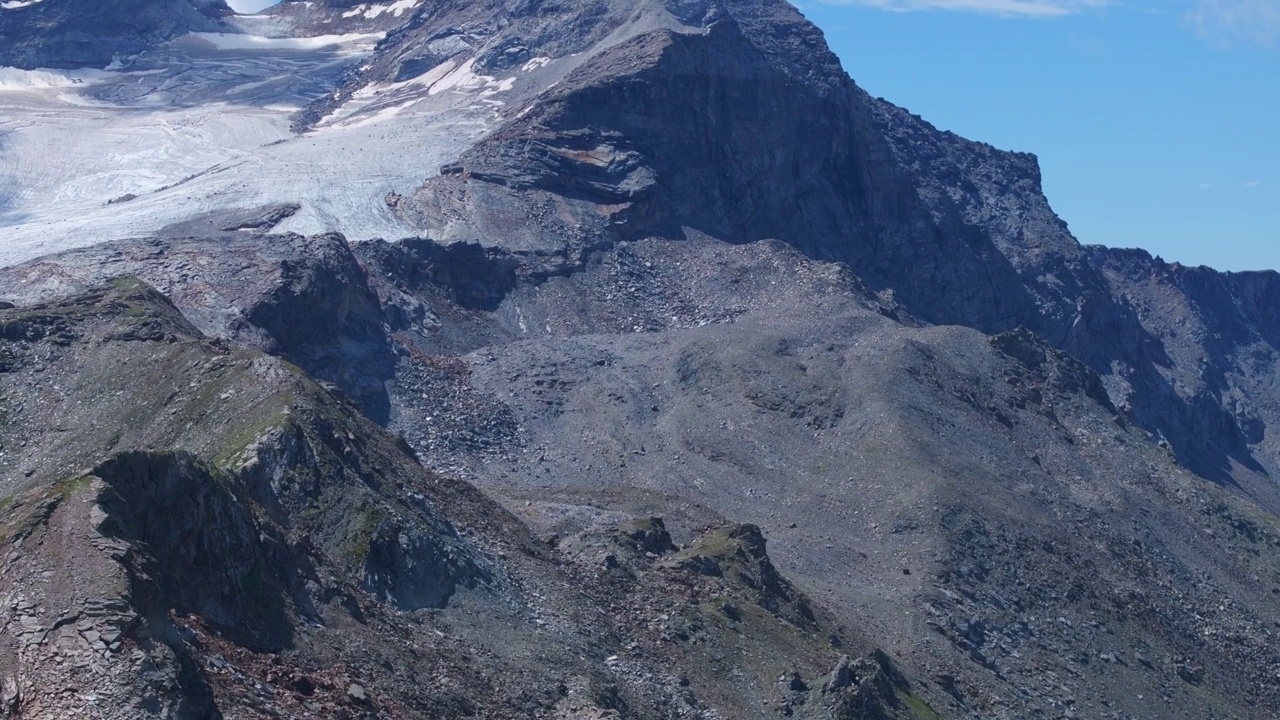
[1085,246,1280,495]
[388,0,1043,334]
[0,0,230,69]
[0,233,397,422]
[236,235,397,422]
[93,451,297,650]
[365,0,1279,506]
[357,237,520,313]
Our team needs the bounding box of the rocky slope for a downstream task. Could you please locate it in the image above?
[2,0,1280,718]
[261,0,429,36]
[350,0,1280,507]
[0,0,231,69]
[0,280,936,719]
[5,227,1280,719]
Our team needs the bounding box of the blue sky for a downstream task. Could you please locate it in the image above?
[795,0,1279,271]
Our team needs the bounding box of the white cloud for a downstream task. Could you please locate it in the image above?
[1189,0,1280,47]
[817,0,1110,17]
[1243,180,1262,188]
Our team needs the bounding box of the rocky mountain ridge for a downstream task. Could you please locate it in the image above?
[4,222,1280,718]
[0,0,231,70]
[327,0,1280,507]
[2,0,1279,718]
[0,280,933,719]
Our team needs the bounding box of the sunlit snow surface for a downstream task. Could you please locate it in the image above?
[0,30,507,267]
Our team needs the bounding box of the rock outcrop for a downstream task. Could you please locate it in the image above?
[0,233,397,422]
[0,0,230,70]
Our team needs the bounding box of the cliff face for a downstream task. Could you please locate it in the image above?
[1084,247,1280,490]
[353,0,1280,502]
[869,102,1280,495]
[335,0,1054,321]
[0,0,230,69]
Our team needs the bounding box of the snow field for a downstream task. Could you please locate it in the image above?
[0,32,510,267]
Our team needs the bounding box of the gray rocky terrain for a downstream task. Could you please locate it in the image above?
[258,0,429,37]
[0,0,232,70]
[0,280,932,719]
[1,0,1279,718]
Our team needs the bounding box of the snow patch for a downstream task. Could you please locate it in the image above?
[521,57,553,73]
[189,31,384,54]
[226,0,281,12]
[0,38,500,268]
[330,98,416,130]
[427,58,513,97]
[340,0,420,20]
[0,68,116,91]
[318,57,513,129]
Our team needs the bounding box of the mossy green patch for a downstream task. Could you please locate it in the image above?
[706,597,744,624]
[899,689,941,720]
[151,352,295,469]
[211,407,290,469]
[109,277,145,292]
[684,528,736,559]
[345,502,387,565]
[53,475,96,499]
[621,517,659,533]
